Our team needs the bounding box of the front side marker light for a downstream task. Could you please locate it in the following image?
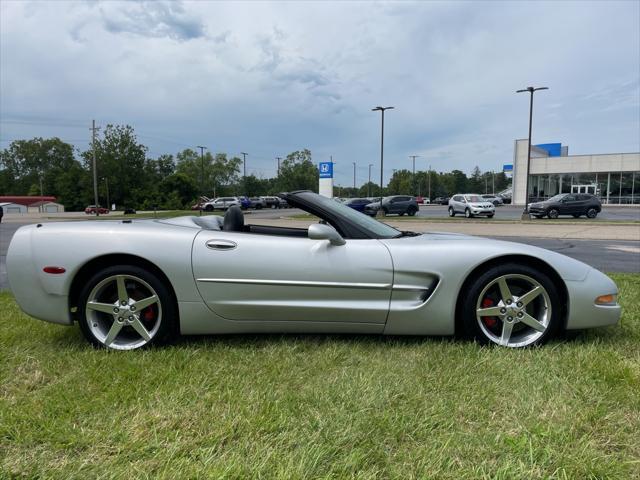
[595,294,617,305]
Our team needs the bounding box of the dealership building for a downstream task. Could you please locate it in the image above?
[510,139,640,205]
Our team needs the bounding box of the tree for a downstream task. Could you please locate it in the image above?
[159,173,198,209]
[387,169,413,195]
[277,149,318,193]
[81,125,147,208]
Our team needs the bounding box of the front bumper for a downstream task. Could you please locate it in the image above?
[565,268,621,329]
[470,208,495,215]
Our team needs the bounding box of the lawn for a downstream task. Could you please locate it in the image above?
[1,274,639,479]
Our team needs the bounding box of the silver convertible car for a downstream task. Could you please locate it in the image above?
[7,191,620,350]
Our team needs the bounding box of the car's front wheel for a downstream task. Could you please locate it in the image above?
[586,208,598,219]
[465,208,473,218]
[407,207,417,216]
[204,205,213,212]
[448,207,455,217]
[460,263,561,347]
[78,265,177,350]
[547,208,559,219]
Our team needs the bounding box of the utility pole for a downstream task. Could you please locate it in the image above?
[196,145,207,196]
[276,157,282,177]
[410,155,419,196]
[492,171,495,195]
[90,120,100,217]
[368,163,373,197]
[428,164,432,201]
[516,86,548,218]
[485,175,488,194]
[352,162,356,192]
[372,106,394,211]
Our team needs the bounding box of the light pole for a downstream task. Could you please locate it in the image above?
[368,163,373,197]
[196,145,207,195]
[372,106,394,211]
[103,177,110,209]
[428,164,432,202]
[240,152,248,195]
[352,162,356,192]
[410,155,419,196]
[276,157,282,177]
[516,86,548,218]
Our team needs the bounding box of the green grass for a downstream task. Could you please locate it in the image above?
[1,274,639,479]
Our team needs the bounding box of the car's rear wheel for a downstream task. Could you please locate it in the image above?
[461,263,561,347]
[204,205,213,212]
[586,208,598,219]
[78,265,177,350]
[465,208,473,218]
[448,207,455,217]
[547,208,559,219]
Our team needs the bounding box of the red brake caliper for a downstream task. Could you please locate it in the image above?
[143,308,155,323]
[482,298,498,328]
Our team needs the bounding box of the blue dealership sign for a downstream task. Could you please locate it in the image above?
[503,164,513,172]
[319,162,333,178]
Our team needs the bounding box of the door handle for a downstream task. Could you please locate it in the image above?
[206,239,237,250]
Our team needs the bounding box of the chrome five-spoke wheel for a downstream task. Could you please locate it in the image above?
[78,265,176,350]
[475,274,552,347]
[461,263,560,348]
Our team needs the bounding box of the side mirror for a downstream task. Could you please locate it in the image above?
[308,223,346,246]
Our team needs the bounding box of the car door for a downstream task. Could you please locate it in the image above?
[192,230,394,325]
[561,195,578,214]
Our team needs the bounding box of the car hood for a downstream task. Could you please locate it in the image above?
[381,232,591,281]
[468,202,494,208]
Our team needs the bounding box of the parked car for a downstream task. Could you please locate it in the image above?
[85,205,109,215]
[482,194,505,206]
[345,198,373,212]
[7,190,620,350]
[448,194,495,218]
[434,197,450,205]
[260,196,282,209]
[123,208,137,215]
[191,196,211,211]
[249,197,266,209]
[202,197,241,211]
[528,193,602,219]
[364,195,419,216]
[238,197,251,210]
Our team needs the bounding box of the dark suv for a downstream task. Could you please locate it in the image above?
[364,195,419,216]
[528,193,602,219]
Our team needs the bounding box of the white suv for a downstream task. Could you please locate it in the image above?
[202,197,241,211]
[448,194,495,218]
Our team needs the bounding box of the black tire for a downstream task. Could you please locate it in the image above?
[465,208,473,218]
[77,265,177,350]
[256,204,262,210]
[448,207,455,217]
[382,207,389,216]
[407,207,417,216]
[204,205,213,212]
[547,208,559,219]
[460,262,561,347]
[586,208,598,219]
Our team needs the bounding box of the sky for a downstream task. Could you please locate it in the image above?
[1,0,639,187]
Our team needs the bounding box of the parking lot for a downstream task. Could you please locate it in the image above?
[414,204,640,221]
[2,209,639,291]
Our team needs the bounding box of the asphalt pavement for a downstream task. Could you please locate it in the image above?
[416,204,640,221]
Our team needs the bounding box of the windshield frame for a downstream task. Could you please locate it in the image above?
[463,194,483,203]
[283,191,401,239]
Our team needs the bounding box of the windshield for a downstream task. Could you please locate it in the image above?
[547,194,567,202]
[291,191,400,238]
[464,195,483,202]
